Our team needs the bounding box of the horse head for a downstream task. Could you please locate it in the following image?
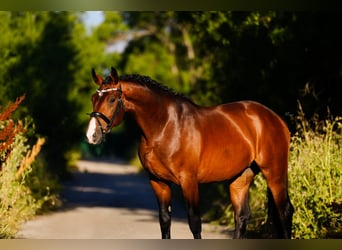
[86,67,125,144]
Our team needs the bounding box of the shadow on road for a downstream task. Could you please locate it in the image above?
[17,159,234,238]
[60,159,187,220]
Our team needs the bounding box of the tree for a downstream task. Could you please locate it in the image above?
[116,11,342,119]
[180,12,342,117]
[0,12,110,177]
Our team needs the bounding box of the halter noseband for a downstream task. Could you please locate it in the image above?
[89,87,124,134]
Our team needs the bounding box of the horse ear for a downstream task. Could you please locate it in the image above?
[110,67,119,84]
[92,68,102,85]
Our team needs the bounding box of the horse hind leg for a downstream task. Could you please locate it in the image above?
[258,163,294,239]
[229,167,256,239]
[264,184,294,239]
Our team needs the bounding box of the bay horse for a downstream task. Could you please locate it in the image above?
[86,67,294,239]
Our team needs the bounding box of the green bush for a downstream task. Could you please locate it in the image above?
[0,97,59,238]
[288,104,342,238]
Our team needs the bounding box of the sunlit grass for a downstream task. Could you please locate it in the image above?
[0,98,60,238]
[288,104,342,238]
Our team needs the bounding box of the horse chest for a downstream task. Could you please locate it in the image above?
[139,143,181,184]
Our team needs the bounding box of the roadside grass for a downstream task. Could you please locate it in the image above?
[0,97,60,238]
[288,104,342,238]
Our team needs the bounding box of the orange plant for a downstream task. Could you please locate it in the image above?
[0,96,25,165]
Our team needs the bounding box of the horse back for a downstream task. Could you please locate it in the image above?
[216,100,290,157]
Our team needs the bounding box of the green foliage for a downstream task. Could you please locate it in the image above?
[0,98,59,238]
[0,133,38,238]
[93,11,127,42]
[0,12,114,176]
[288,105,342,238]
[119,12,183,92]
[114,12,342,116]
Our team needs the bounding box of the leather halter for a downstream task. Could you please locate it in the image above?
[89,87,124,134]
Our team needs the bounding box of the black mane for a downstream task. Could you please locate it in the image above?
[119,74,193,103]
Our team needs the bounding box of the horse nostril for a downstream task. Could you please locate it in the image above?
[92,132,97,140]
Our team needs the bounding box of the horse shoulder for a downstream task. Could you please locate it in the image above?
[138,131,183,184]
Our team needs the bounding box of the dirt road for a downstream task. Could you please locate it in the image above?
[17,160,232,239]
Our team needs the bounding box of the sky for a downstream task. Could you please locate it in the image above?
[82,11,104,29]
[81,11,127,53]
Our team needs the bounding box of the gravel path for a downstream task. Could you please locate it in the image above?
[17,160,232,239]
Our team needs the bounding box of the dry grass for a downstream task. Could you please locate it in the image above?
[0,97,59,238]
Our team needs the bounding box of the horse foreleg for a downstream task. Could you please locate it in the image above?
[181,177,202,239]
[150,176,172,239]
[229,167,255,239]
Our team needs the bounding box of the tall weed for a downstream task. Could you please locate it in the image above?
[0,97,59,238]
[288,104,342,238]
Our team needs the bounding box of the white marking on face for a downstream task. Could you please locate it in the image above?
[86,117,98,144]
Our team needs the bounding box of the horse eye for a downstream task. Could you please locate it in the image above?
[108,97,116,104]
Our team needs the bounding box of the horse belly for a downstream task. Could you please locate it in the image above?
[197,139,254,183]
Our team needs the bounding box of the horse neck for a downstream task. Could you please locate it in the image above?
[122,81,173,139]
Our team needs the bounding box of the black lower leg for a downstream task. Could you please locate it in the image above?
[233,207,250,239]
[280,197,294,239]
[187,205,202,239]
[264,188,279,237]
[159,205,171,239]
[265,188,294,239]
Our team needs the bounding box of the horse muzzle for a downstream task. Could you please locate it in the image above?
[86,117,105,145]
